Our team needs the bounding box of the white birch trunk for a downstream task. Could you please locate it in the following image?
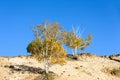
[44,46,49,74]
[72,49,74,55]
[75,47,77,56]
[45,59,49,74]
[73,47,77,56]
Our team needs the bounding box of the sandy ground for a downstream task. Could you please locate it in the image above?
[0,54,120,80]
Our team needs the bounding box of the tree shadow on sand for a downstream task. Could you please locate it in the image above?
[4,65,55,80]
[7,65,45,74]
[109,56,120,63]
[109,54,120,63]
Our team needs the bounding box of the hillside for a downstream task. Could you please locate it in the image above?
[0,54,120,80]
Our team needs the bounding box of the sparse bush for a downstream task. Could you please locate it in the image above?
[34,72,55,80]
[85,53,94,57]
[110,68,120,77]
[102,67,120,77]
[42,72,55,80]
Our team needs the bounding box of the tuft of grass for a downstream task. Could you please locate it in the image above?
[85,53,95,57]
[42,72,55,80]
[34,72,55,80]
[74,66,80,69]
[110,68,120,76]
[102,67,120,77]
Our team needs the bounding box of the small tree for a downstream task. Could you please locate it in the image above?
[64,26,92,55]
[27,22,66,74]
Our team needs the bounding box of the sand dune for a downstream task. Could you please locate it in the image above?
[0,54,120,80]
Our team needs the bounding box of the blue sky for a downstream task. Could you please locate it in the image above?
[0,0,120,56]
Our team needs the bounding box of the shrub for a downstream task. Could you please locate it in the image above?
[102,67,120,77]
[111,68,120,76]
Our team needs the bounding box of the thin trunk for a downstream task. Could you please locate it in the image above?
[75,47,77,55]
[73,47,77,56]
[45,59,49,74]
[43,51,46,73]
[44,46,49,74]
[72,49,74,55]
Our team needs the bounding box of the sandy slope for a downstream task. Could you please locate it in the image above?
[0,54,120,80]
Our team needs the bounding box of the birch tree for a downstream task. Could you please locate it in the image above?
[65,26,92,55]
[27,22,66,74]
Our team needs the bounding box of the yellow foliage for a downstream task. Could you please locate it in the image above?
[44,38,66,64]
[32,38,66,64]
[66,34,84,49]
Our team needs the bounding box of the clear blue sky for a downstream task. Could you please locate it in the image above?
[0,0,120,56]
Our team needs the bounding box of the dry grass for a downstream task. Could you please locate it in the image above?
[74,66,80,69]
[111,68,120,77]
[102,67,120,77]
